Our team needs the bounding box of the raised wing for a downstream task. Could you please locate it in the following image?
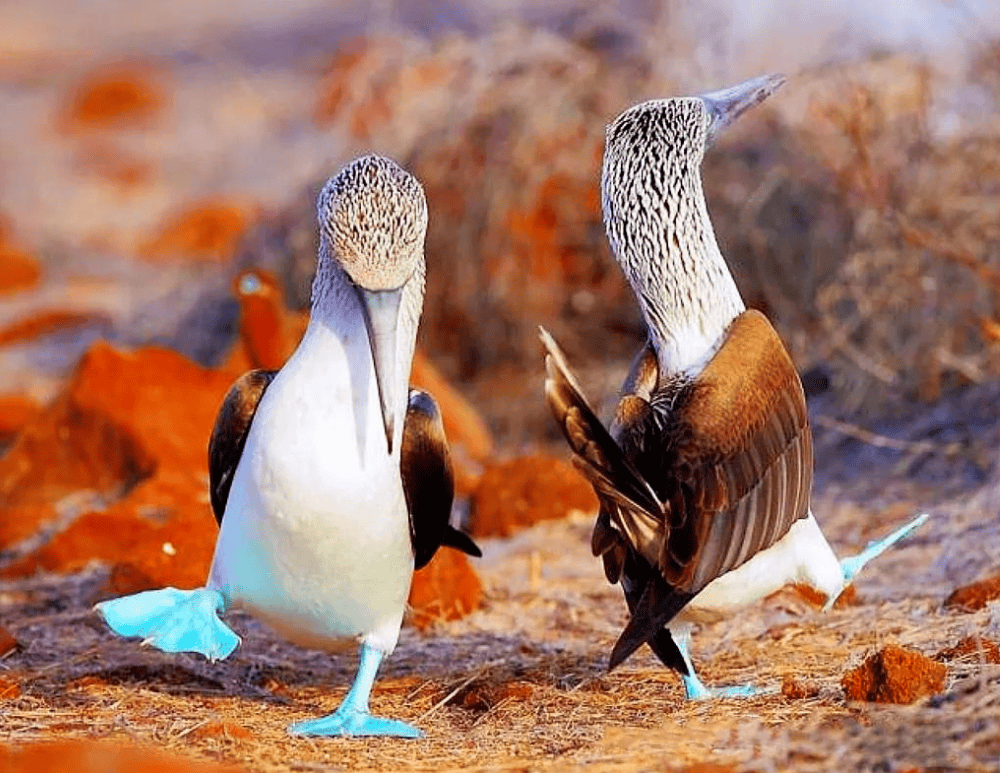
[401,389,481,570]
[207,369,277,525]
[541,310,812,669]
[655,309,812,592]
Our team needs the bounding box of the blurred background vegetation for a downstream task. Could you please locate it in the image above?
[1,0,999,469]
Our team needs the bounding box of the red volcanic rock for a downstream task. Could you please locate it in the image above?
[140,201,253,263]
[0,342,232,586]
[0,395,40,445]
[98,561,160,599]
[0,310,108,348]
[0,740,245,773]
[944,574,1000,612]
[407,549,483,630]
[0,675,19,699]
[934,635,1000,664]
[73,143,153,190]
[467,454,597,539]
[781,676,820,699]
[61,64,166,131]
[0,219,42,295]
[189,720,255,742]
[842,645,947,704]
[0,624,18,657]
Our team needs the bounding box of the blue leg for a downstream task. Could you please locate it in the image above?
[674,628,770,700]
[289,644,421,738]
[823,513,929,611]
[94,587,240,661]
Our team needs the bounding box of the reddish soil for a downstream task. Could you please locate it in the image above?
[0,740,245,773]
[140,201,254,263]
[467,454,598,538]
[934,635,1000,664]
[944,574,1000,611]
[841,644,947,704]
[60,64,167,131]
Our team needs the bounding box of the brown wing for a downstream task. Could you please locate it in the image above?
[207,369,277,525]
[541,312,811,670]
[401,389,481,570]
[656,309,812,592]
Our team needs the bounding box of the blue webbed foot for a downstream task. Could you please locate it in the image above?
[290,642,423,739]
[674,627,774,701]
[823,512,929,611]
[682,673,775,700]
[290,709,421,738]
[95,587,239,661]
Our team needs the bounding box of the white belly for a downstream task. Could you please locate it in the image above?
[207,322,413,654]
[673,512,844,625]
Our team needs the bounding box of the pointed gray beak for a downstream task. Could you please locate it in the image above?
[701,73,785,143]
[357,286,403,455]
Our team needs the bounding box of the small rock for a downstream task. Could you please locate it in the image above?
[934,635,1000,664]
[841,645,946,704]
[0,675,20,699]
[97,562,160,599]
[0,625,19,657]
[0,309,109,348]
[60,64,166,131]
[0,740,245,772]
[0,395,40,445]
[189,720,254,742]
[72,143,153,190]
[468,454,597,538]
[140,201,253,263]
[407,549,483,630]
[0,226,42,295]
[944,574,1000,612]
[781,676,820,699]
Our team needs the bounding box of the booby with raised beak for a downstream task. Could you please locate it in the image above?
[97,155,480,737]
[541,75,927,699]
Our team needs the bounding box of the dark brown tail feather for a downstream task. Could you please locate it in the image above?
[540,327,661,518]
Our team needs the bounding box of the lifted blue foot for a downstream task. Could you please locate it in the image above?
[824,513,929,611]
[95,587,239,661]
[289,643,423,739]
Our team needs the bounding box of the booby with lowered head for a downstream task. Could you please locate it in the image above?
[541,74,928,699]
[97,155,480,737]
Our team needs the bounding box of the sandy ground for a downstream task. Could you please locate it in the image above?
[2,494,1000,772]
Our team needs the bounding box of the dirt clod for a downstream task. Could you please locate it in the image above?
[841,645,947,704]
[934,635,1000,664]
[468,454,597,538]
[944,574,1000,612]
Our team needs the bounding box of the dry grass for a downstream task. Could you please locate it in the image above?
[2,501,999,772]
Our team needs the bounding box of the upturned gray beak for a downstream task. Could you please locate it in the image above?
[702,73,785,143]
[357,286,402,455]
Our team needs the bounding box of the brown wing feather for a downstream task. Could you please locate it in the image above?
[401,389,481,570]
[659,309,812,591]
[207,369,277,525]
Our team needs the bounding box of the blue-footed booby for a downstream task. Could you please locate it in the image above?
[96,155,481,737]
[541,74,928,699]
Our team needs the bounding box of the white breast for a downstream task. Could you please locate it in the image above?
[207,318,413,654]
[672,512,844,626]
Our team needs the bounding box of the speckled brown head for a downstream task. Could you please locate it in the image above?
[317,155,428,291]
[602,74,785,375]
